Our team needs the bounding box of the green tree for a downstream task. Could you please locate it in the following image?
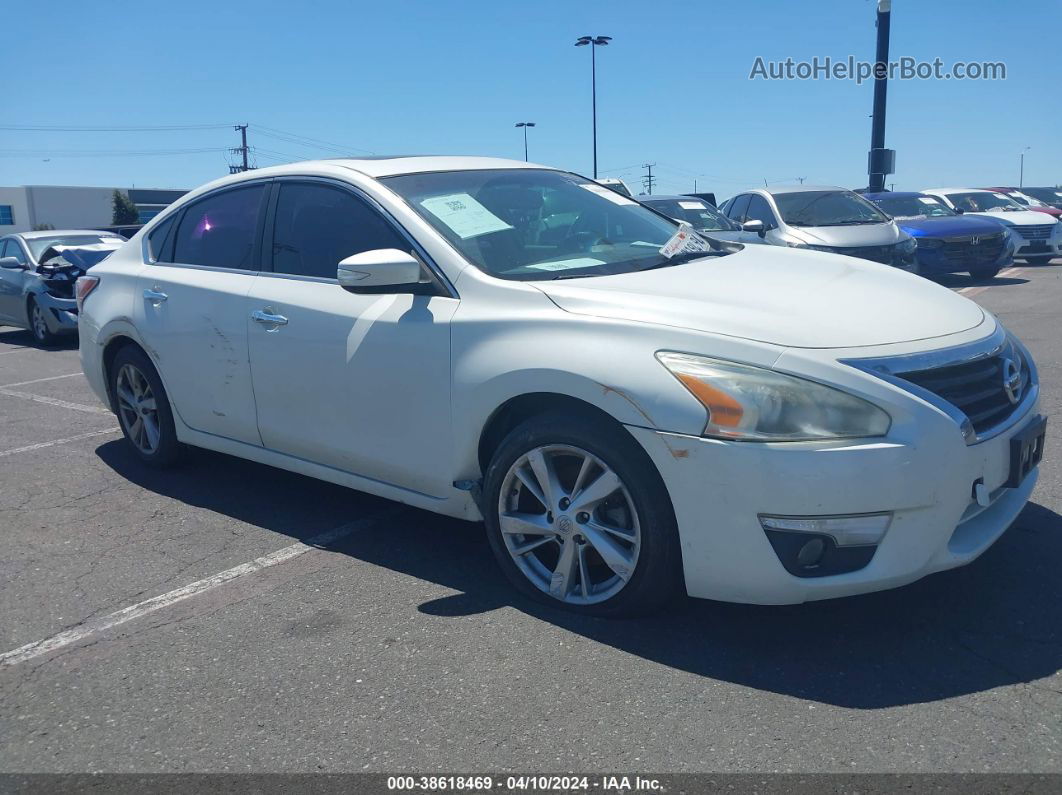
[32,223,55,231]
[111,190,139,225]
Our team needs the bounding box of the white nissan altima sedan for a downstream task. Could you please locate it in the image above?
[77,157,1046,616]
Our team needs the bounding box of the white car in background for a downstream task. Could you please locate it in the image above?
[921,188,1062,265]
[78,157,1045,616]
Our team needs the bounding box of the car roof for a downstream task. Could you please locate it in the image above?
[325,155,545,178]
[921,187,996,195]
[755,184,849,196]
[863,191,928,200]
[13,229,124,240]
[640,194,712,203]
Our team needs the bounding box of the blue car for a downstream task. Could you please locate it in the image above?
[864,191,1015,279]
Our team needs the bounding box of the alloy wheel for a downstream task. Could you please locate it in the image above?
[116,363,161,454]
[31,303,48,341]
[497,444,641,605]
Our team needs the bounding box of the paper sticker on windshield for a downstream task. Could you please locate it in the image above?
[526,257,605,272]
[659,224,714,259]
[420,193,513,239]
[581,183,637,205]
[678,201,706,210]
[918,197,937,205]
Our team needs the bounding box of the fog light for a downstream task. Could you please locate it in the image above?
[759,513,891,578]
[759,513,891,546]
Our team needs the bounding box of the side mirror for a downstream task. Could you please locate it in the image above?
[0,256,26,270]
[337,249,422,292]
[953,207,964,214]
[741,219,765,233]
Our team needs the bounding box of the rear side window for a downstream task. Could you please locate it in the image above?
[172,184,267,270]
[2,239,28,264]
[270,182,408,279]
[147,214,176,262]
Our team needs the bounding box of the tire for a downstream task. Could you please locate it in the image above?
[1023,256,1054,266]
[483,411,682,617]
[968,267,1001,280]
[27,298,60,347]
[110,345,184,467]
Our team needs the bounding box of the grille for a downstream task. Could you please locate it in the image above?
[898,353,1028,434]
[830,244,895,264]
[1015,224,1055,241]
[940,233,1005,264]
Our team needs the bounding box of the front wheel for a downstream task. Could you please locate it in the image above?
[483,412,681,617]
[111,345,184,467]
[28,298,59,347]
[968,267,1001,280]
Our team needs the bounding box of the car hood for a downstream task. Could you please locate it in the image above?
[788,221,903,247]
[967,209,1057,226]
[894,215,1008,237]
[533,245,985,349]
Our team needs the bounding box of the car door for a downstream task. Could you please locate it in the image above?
[246,178,458,498]
[134,182,269,445]
[0,238,31,323]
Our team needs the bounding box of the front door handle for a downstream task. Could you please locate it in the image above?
[251,309,289,327]
[143,288,168,305]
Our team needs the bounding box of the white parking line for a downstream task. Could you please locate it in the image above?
[956,266,1024,297]
[0,346,32,356]
[0,372,82,389]
[0,388,110,415]
[0,428,120,458]
[0,509,399,667]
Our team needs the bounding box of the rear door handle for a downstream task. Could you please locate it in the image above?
[143,288,168,305]
[251,309,288,327]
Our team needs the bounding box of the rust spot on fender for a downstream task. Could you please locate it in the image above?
[670,448,690,459]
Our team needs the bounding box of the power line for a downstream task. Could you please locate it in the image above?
[0,147,229,158]
[253,124,375,156]
[0,123,230,132]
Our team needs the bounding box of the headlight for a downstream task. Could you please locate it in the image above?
[897,237,917,255]
[656,352,892,442]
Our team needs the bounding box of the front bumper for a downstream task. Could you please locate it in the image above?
[34,292,79,334]
[914,241,1013,275]
[1015,239,1061,259]
[628,399,1041,605]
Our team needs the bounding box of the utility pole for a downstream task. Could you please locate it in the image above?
[1019,147,1030,188]
[642,163,656,195]
[797,176,806,184]
[230,124,250,174]
[867,0,895,193]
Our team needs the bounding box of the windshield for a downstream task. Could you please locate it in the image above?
[642,199,738,232]
[948,192,1024,213]
[383,169,719,280]
[773,190,888,227]
[870,195,956,218]
[27,234,122,262]
[1022,187,1062,204]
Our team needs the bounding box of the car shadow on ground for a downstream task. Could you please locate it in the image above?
[96,441,1062,711]
[0,328,77,350]
[931,275,1028,289]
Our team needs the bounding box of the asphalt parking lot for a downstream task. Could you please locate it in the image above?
[1,260,1061,774]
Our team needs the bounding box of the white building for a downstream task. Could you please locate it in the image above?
[0,185,187,233]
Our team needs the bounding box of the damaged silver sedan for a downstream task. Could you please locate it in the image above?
[0,230,124,345]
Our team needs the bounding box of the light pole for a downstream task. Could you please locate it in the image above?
[575,35,611,179]
[1019,146,1030,188]
[515,122,535,161]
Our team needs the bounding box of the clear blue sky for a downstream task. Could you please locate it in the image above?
[4,0,1059,197]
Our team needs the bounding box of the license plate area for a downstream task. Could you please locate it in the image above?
[1007,415,1047,488]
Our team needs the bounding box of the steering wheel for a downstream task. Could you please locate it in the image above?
[559,231,606,254]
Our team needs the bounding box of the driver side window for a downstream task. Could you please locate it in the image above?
[2,239,28,264]
[745,196,777,229]
[271,182,409,279]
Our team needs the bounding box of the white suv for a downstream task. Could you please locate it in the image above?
[78,157,1046,616]
[921,187,1062,265]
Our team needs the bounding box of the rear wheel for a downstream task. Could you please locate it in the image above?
[483,412,681,617]
[28,298,59,347]
[1023,256,1054,266]
[111,346,184,467]
[968,267,1001,280]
